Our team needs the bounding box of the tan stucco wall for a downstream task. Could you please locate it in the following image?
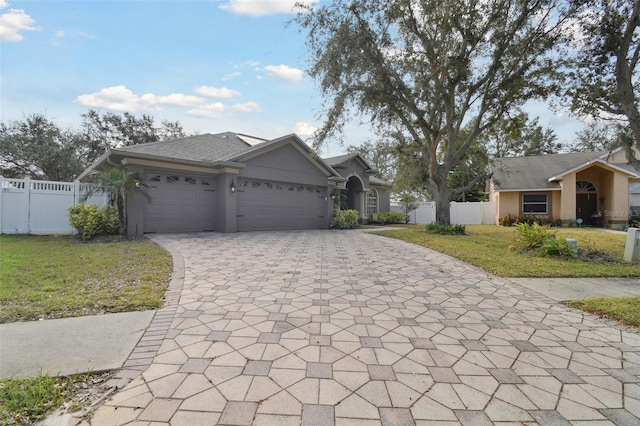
[494,191,519,222]
[560,173,576,222]
[551,191,561,219]
[606,172,631,228]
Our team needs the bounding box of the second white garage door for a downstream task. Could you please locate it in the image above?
[144,173,216,233]
[237,178,327,231]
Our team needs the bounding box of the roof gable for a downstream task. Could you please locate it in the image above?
[229,134,340,178]
[324,153,374,172]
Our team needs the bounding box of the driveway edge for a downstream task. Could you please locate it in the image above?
[104,235,185,388]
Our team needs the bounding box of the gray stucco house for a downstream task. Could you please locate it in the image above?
[79,132,391,235]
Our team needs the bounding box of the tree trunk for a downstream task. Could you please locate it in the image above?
[434,188,451,225]
[116,193,126,235]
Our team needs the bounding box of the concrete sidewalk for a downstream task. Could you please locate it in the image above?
[511,277,640,302]
[0,310,155,379]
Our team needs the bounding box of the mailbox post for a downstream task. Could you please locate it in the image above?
[624,227,640,263]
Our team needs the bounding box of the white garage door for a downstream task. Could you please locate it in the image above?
[144,173,215,233]
[237,178,327,231]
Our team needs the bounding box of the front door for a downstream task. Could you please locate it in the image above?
[576,193,598,226]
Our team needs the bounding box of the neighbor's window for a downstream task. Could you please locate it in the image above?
[522,193,548,214]
[366,189,378,215]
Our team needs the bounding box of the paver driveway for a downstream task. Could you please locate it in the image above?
[91,230,640,425]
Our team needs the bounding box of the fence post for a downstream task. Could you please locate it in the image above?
[74,181,81,206]
[25,178,31,234]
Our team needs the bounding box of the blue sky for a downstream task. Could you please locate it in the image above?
[1,0,587,157]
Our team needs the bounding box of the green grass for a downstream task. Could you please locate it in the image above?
[0,374,80,424]
[0,235,172,324]
[567,297,640,328]
[375,225,640,278]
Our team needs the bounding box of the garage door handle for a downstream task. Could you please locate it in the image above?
[237,215,244,217]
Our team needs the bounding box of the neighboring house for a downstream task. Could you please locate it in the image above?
[78,132,391,235]
[490,148,640,228]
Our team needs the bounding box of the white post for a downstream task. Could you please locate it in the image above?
[25,178,31,234]
[74,181,81,206]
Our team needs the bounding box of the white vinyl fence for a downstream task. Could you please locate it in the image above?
[0,177,109,235]
[391,201,495,225]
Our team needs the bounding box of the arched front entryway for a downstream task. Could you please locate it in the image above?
[576,180,598,226]
[345,175,365,220]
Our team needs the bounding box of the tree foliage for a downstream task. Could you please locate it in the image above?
[566,0,640,169]
[77,110,186,167]
[297,0,570,224]
[0,111,187,181]
[570,121,632,152]
[0,113,85,180]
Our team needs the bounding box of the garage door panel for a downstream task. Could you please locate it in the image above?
[144,173,215,233]
[237,178,327,231]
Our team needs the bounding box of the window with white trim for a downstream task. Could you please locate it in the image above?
[366,189,378,215]
[522,193,548,214]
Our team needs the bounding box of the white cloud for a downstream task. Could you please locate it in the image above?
[264,64,304,81]
[221,71,241,81]
[194,85,241,99]
[74,85,205,112]
[293,121,317,136]
[187,103,226,118]
[231,101,260,113]
[219,0,317,17]
[0,7,40,42]
[153,93,204,107]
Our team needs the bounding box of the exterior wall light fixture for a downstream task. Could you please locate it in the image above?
[230,179,237,193]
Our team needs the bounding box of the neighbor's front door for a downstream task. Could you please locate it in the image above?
[576,193,598,226]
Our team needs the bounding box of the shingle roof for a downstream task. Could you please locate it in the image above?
[324,153,359,167]
[116,133,254,163]
[491,151,606,191]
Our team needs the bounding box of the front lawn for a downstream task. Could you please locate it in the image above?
[568,297,640,328]
[376,225,640,278]
[0,235,172,324]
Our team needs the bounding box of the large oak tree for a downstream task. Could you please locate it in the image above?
[297,0,572,223]
[567,0,640,169]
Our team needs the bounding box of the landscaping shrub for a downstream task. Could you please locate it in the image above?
[512,222,576,257]
[425,223,466,235]
[499,213,518,226]
[331,209,359,229]
[67,204,120,239]
[369,211,406,225]
[540,236,577,258]
[499,213,559,227]
[513,222,552,249]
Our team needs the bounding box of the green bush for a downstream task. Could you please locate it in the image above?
[425,223,466,235]
[499,213,559,227]
[513,222,553,249]
[499,213,518,226]
[512,222,576,258]
[539,236,577,258]
[369,211,407,225]
[68,204,120,239]
[331,209,359,229]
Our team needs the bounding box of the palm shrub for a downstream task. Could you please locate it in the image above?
[82,165,149,235]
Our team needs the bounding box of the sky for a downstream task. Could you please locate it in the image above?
[1,0,588,157]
